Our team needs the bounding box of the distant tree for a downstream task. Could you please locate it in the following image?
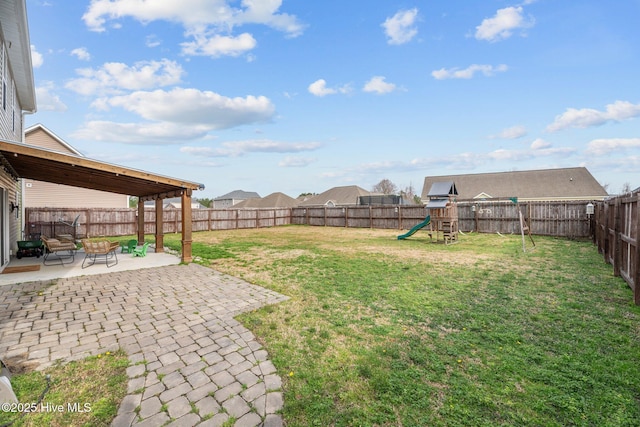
[128,196,138,208]
[197,197,213,208]
[400,183,417,202]
[621,182,632,195]
[298,192,315,198]
[373,179,398,195]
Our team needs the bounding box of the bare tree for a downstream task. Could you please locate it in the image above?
[621,182,632,195]
[372,179,398,195]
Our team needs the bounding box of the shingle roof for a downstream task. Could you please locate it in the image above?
[231,192,299,209]
[214,190,261,201]
[421,167,608,201]
[299,185,371,206]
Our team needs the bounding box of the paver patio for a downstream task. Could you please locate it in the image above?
[0,263,289,426]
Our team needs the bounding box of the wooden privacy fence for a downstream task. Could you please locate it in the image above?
[25,201,595,240]
[594,192,640,305]
[24,208,293,239]
[291,200,593,237]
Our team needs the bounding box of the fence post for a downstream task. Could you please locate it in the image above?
[613,197,622,277]
[635,194,640,305]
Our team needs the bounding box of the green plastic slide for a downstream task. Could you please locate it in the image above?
[397,215,431,240]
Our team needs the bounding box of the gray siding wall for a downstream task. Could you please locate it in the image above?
[0,37,25,259]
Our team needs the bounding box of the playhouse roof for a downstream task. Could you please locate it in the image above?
[427,181,458,197]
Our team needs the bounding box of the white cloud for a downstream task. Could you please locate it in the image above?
[181,140,322,157]
[30,45,43,68]
[363,76,397,94]
[490,125,527,139]
[382,8,419,45]
[66,59,184,95]
[98,88,276,130]
[71,47,91,61]
[71,121,213,145]
[530,138,551,150]
[279,156,317,167]
[586,138,640,155]
[83,0,303,33]
[431,64,508,80]
[181,32,257,57]
[82,0,304,58]
[145,35,162,48]
[35,82,67,112]
[308,79,351,97]
[547,101,640,132]
[475,6,534,42]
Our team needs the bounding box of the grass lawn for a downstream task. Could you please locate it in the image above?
[4,226,638,426]
[0,350,129,427]
[158,226,640,427]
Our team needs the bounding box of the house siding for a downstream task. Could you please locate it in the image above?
[25,127,75,152]
[0,36,23,260]
[0,43,22,142]
[23,181,129,208]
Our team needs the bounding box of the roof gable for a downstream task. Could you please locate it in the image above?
[299,185,370,206]
[25,124,83,155]
[215,190,260,200]
[231,192,299,209]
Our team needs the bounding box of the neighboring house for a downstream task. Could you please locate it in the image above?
[421,167,609,202]
[143,197,206,210]
[231,192,299,209]
[213,190,260,209]
[299,185,371,207]
[24,124,129,208]
[0,0,36,268]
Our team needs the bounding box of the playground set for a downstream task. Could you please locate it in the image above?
[398,183,535,252]
[398,181,459,244]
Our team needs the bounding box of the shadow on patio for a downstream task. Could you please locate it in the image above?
[0,245,181,287]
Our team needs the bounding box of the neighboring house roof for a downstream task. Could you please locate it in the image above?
[25,124,83,155]
[214,190,261,201]
[299,185,371,206]
[24,124,129,208]
[421,167,608,201]
[231,192,299,209]
[0,0,36,113]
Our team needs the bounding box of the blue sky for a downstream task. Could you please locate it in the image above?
[25,0,640,199]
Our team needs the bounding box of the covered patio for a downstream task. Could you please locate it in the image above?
[0,139,204,266]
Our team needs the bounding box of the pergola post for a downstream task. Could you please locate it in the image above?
[137,200,145,245]
[155,198,164,253]
[181,189,193,263]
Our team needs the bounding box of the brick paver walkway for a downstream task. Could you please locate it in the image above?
[0,263,289,426]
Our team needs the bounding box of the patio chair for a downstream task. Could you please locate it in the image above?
[121,239,138,254]
[41,236,77,266]
[81,239,120,269]
[132,242,150,257]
